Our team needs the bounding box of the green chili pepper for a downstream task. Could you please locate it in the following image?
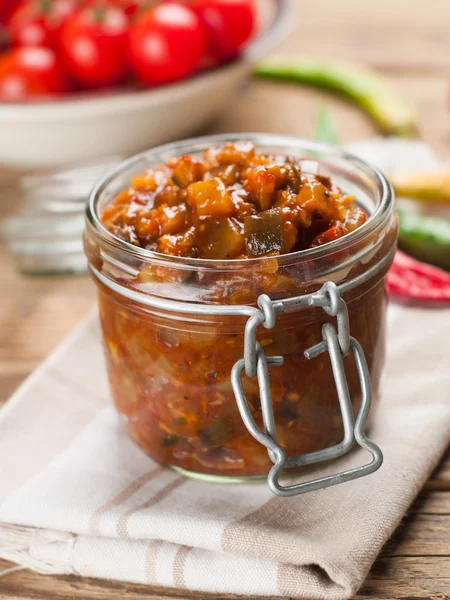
[397,208,450,271]
[255,57,417,137]
[315,105,340,145]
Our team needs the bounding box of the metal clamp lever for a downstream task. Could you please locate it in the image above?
[231,282,383,498]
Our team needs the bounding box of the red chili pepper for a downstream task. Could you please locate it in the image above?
[387,250,450,302]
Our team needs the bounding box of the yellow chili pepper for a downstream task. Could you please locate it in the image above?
[391,170,450,204]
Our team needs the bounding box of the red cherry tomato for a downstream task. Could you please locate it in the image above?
[113,0,140,16]
[128,2,207,85]
[0,0,19,25]
[191,0,256,60]
[83,0,145,17]
[0,46,68,101]
[110,0,148,17]
[60,3,129,87]
[8,0,78,49]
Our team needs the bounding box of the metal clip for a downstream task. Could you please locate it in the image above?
[308,281,350,356]
[231,282,383,498]
[243,295,283,378]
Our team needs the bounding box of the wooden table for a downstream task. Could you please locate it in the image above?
[1,0,450,597]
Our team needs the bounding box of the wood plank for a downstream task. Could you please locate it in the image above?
[360,555,450,598]
[369,556,450,580]
[278,0,450,74]
[413,491,450,515]
[0,242,94,407]
[385,514,450,556]
[1,557,450,600]
[426,450,450,491]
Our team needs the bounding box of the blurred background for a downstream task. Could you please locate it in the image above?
[1,0,449,403]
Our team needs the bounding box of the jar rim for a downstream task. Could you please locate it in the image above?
[86,133,394,269]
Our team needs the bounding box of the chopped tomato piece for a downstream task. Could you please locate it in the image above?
[311,222,347,247]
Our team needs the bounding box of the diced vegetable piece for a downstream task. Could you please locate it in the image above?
[171,155,206,188]
[111,223,140,245]
[153,184,184,208]
[275,190,312,229]
[132,172,157,192]
[210,164,239,186]
[311,222,347,247]
[297,179,340,222]
[282,220,298,253]
[244,208,284,257]
[231,189,257,219]
[344,205,367,232]
[158,204,188,235]
[208,140,255,165]
[245,166,277,210]
[157,226,196,256]
[132,167,170,192]
[187,177,235,217]
[198,217,244,259]
[135,209,160,240]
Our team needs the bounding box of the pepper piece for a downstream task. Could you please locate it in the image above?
[255,57,417,137]
[391,169,450,204]
[244,208,284,256]
[387,250,450,302]
[198,216,244,259]
[398,208,450,271]
[311,222,347,247]
[316,105,340,145]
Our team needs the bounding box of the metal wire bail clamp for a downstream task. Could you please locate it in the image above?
[231,281,383,498]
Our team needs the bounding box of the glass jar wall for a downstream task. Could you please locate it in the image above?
[84,134,397,480]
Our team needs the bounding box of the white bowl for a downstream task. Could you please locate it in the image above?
[0,0,289,170]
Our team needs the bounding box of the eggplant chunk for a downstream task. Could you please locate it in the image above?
[244,208,284,257]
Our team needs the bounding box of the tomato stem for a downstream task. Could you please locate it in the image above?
[39,0,53,14]
[91,5,107,23]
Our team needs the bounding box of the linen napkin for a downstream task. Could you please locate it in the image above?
[0,301,450,599]
[1,137,450,599]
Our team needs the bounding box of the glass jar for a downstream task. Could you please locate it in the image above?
[84,134,397,495]
[1,158,122,275]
